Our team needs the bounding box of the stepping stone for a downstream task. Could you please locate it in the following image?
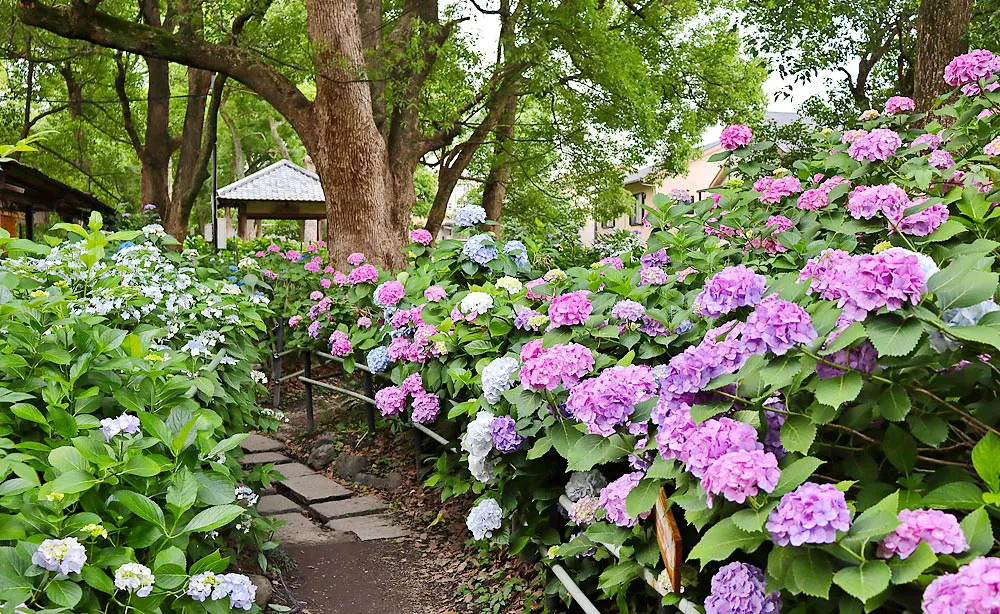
[279,474,352,504]
[241,433,285,453]
[241,452,291,465]
[275,462,314,480]
[310,496,388,521]
[273,513,357,545]
[325,514,410,541]
[257,494,300,516]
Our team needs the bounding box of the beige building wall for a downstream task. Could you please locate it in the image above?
[581,143,727,246]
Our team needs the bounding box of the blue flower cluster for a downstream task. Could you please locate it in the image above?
[503,240,529,269]
[454,205,487,228]
[463,233,498,266]
[366,346,390,372]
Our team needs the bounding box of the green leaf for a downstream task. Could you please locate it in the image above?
[947,325,1000,351]
[115,491,165,527]
[81,566,116,595]
[167,468,199,512]
[48,470,98,495]
[814,372,863,408]
[625,478,660,520]
[780,414,817,455]
[792,549,833,598]
[48,447,89,474]
[833,561,891,603]
[889,542,936,585]
[845,491,900,545]
[922,482,984,510]
[773,457,824,496]
[10,403,46,424]
[690,402,730,424]
[878,385,911,421]
[687,519,766,567]
[929,260,999,310]
[525,437,552,460]
[865,316,923,357]
[731,503,777,533]
[960,507,994,557]
[565,434,630,471]
[183,504,246,533]
[883,425,917,474]
[972,433,1000,491]
[45,579,83,608]
[598,561,641,591]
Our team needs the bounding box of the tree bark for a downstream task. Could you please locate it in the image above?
[481,94,517,232]
[913,0,973,112]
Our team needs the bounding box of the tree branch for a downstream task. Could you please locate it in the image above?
[113,53,143,154]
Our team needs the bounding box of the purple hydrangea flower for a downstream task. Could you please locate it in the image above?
[753,176,803,204]
[411,392,440,424]
[878,509,968,559]
[767,482,852,546]
[923,572,966,614]
[762,397,786,459]
[513,308,546,331]
[897,202,949,236]
[375,386,406,417]
[599,472,650,527]
[611,299,646,322]
[704,562,781,614]
[640,248,670,268]
[489,415,525,452]
[848,128,902,161]
[566,366,657,436]
[817,338,878,379]
[701,449,780,507]
[741,298,817,356]
[923,557,1000,613]
[694,265,766,318]
[847,183,910,221]
[639,266,669,286]
[682,417,762,478]
[720,125,753,150]
[913,133,944,150]
[639,315,670,337]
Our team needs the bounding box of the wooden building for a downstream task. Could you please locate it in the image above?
[0,160,114,239]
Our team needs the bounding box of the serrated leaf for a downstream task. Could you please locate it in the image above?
[972,433,1000,491]
[878,384,911,421]
[833,561,891,603]
[866,316,923,357]
[773,456,824,496]
[922,482,984,510]
[116,491,165,527]
[625,479,660,523]
[45,579,82,608]
[792,549,833,598]
[183,504,246,533]
[889,542,936,585]
[814,372,863,408]
[687,518,766,567]
[781,414,817,454]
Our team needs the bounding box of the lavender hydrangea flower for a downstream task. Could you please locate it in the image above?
[640,248,670,268]
[463,233,498,266]
[922,572,966,614]
[114,563,155,597]
[411,393,441,424]
[682,417,762,477]
[762,396,787,459]
[847,183,910,221]
[489,416,525,453]
[701,449,780,507]
[513,308,546,331]
[704,562,781,614]
[503,240,529,268]
[566,365,657,436]
[767,482,851,546]
[694,266,766,318]
[599,472,649,527]
[482,356,520,404]
[611,299,646,322]
[31,537,87,575]
[455,205,487,228]
[187,571,219,601]
[741,298,817,356]
[878,509,968,559]
[639,266,668,286]
[100,413,141,441]
[467,498,503,540]
[213,573,257,610]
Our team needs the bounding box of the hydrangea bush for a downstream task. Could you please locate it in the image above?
[233,53,1000,612]
[0,215,278,612]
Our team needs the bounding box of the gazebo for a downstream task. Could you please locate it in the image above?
[0,160,115,239]
[215,160,326,242]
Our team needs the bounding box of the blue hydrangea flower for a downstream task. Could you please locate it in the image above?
[503,240,529,269]
[463,233,498,266]
[228,265,239,272]
[455,205,487,228]
[227,276,237,282]
[366,346,390,373]
[117,241,135,252]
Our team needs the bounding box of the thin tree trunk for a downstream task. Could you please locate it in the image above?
[16,34,34,150]
[913,0,973,111]
[481,94,517,233]
[221,108,246,179]
[269,117,291,160]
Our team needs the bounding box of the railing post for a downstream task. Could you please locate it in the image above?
[362,370,376,435]
[303,351,314,432]
[272,320,284,408]
[412,428,424,476]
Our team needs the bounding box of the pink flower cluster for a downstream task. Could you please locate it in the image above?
[884,96,915,114]
[796,176,849,211]
[374,375,440,423]
[304,257,323,273]
[597,256,625,269]
[847,128,902,161]
[847,183,910,221]
[424,285,447,302]
[694,265,766,318]
[566,365,657,436]
[547,291,593,328]
[639,266,668,286]
[944,49,1000,86]
[741,298,818,356]
[928,149,955,169]
[410,228,433,245]
[914,133,944,150]
[328,330,352,357]
[680,417,762,478]
[519,340,595,391]
[878,509,968,560]
[766,482,852,546]
[347,264,378,285]
[386,323,441,364]
[985,136,1000,157]
[374,280,406,306]
[701,449,779,507]
[923,557,1000,614]
[897,202,949,236]
[347,252,366,266]
[753,176,802,204]
[598,472,650,527]
[720,124,753,150]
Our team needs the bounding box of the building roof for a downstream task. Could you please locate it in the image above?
[217,160,325,204]
[0,160,114,218]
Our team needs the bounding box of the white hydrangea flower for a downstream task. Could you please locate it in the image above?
[461,411,495,458]
[468,454,495,483]
[460,292,494,315]
[467,498,503,540]
[250,370,268,384]
[141,224,167,238]
[495,276,523,294]
[114,563,155,597]
[235,485,259,507]
[481,357,520,405]
[31,537,87,575]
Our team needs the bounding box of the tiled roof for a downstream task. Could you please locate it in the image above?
[217,160,325,202]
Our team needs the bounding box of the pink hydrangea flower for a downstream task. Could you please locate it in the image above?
[255,250,265,257]
[944,49,1000,86]
[701,449,780,507]
[410,229,433,245]
[288,315,303,327]
[347,264,378,285]
[841,129,867,144]
[266,244,281,253]
[358,316,373,328]
[848,128,902,161]
[753,176,803,204]
[320,278,332,289]
[347,253,366,266]
[884,96,915,114]
[923,557,1000,613]
[424,285,446,302]
[304,257,323,273]
[548,291,593,328]
[913,133,943,150]
[411,393,440,423]
[797,188,828,211]
[767,482,851,546]
[519,341,595,391]
[984,136,1000,157]
[401,373,424,395]
[897,202,949,236]
[719,124,753,150]
[566,365,657,436]
[639,266,668,286]
[328,330,352,357]
[525,278,552,300]
[374,280,406,306]
[741,298,817,356]
[309,290,324,301]
[324,265,335,274]
[333,271,348,285]
[375,386,406,417]
[928,149,955,169]
[847,183,910,221]
[599,472,650,527]
[597,256,624,269]
[681,417,762,478]
[878,509,968,560]
[653,396,697,460]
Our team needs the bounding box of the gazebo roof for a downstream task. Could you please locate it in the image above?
[0,160,114,218]
[217,160,324,204]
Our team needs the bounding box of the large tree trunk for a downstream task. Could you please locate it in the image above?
[481,94,517,232]
[306,0,406,268]
[913,0,973,112]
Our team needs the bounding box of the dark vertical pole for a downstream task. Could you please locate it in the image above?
[303,351,314,432]
[272,320,284,408]
[362,371,376,435]
[412,429,423,476]
[24,206,34,240]
[210,71,219,254]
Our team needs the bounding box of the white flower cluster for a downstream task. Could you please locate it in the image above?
[187,572,257,610]
[466,498,503,540]
[235,485,259,507]
[100,412,141,441]
[181,330,225,358]
[459,291,494,315]
[250,370,268,384]
[481,357,520,405]
[31,537,87,575]
[461,410,495,483]
[495,276,522,294]
[114,562,154,597]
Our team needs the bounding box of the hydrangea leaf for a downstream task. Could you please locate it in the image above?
[813,372,863,408]
[731,502,777,533]
[844,491,900,546]
[792,549,833,598]
[625,478,660,519]
[922,481,984,510]
[971,433,1000,492]
[182,504,246,533]
[877,384,911,421]
[773,456,825,497]
[598,561,641,591]
[883,425,917,474]
[687,518,766,567]
[865,316,922,357]
[959,507,994,559]
[45,579,83,608]
[888,542,936,585]
[81,565,116,595]
[781,414,817,454]
[833,561,891,603]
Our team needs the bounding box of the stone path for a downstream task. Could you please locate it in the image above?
[240,433,410,543]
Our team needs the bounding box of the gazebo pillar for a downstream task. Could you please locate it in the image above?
[237,205,248,240]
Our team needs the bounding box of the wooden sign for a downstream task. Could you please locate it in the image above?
[654,488,682,593]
